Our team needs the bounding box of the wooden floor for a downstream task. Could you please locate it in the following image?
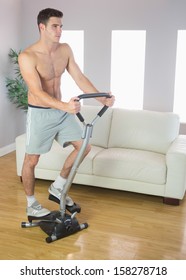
[0,151,186,260]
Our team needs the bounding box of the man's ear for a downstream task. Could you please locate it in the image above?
[39,23,45,32]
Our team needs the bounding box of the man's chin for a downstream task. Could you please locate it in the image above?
[55,37,61,41]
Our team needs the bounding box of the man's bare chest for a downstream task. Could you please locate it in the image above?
[36,53,68,81]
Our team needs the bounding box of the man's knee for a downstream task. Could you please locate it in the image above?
[23,154,40,168]
[85,144,91,155]
[77,142,91,155]
[72,141,91,156]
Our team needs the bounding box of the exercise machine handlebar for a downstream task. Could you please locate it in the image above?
[76,93,111,122]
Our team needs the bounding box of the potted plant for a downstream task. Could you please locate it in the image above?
[6,49,28,111]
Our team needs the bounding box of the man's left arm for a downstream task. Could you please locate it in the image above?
[66,45,115,107]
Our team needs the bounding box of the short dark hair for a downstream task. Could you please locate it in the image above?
[37,8,63,26]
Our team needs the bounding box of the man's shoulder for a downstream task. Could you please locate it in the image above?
[20,44,37,58]
[59,43,73,59]
[59,42,72,51]
[18,44,38,66]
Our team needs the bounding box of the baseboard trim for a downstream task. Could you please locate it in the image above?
[0,143,16,157]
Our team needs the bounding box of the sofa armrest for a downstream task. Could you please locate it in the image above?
[165,135,186,199]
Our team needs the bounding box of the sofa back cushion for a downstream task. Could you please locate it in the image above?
[108,109,180,154]
[79,105,113,148]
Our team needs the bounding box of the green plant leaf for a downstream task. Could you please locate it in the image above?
[5,49,28,110]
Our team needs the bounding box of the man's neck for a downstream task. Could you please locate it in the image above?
[38,38,59,54]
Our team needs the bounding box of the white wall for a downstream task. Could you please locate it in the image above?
[1,0,186,155]
[0,0,25,155]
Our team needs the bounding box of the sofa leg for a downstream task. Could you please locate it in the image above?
[20,176,23,183]
[163,197,179,206]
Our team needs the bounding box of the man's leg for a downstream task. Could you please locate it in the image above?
[61,140,91,178]
[22,154,50,217]
[49,140,91,205]
[22,154,39,196]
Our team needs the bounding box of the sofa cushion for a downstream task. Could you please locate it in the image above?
[93,148,166,184]
[108,109,180,154]
[79,105,113,148]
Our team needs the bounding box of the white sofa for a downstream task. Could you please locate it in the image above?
[16,105,186,205]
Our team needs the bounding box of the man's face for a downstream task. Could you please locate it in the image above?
[40,17,63,42]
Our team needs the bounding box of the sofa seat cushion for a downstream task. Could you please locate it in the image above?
[93,148,166,184]
[37,140,104,175]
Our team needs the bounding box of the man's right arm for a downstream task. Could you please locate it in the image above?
[18,52,80,114]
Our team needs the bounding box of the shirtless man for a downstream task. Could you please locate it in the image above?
[18,8,115,218]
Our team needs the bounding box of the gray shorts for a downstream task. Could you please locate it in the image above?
[25,105,82,154]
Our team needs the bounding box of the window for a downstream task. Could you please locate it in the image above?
[174,30,186,122]
[111,30,146,109]
[60,30,84,101]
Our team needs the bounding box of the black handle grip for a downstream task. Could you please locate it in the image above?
[78,93,111,100]
[76,93,111,122]
[98,105,109,117]
[76,112,85,122]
